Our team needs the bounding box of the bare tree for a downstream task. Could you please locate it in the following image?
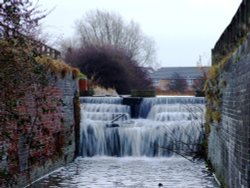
[168,73,188,92]
[65,45,152,94]
[193,56,209,96]
[72,9,157,68]
[0,0,49,40]
[192,66,208,96]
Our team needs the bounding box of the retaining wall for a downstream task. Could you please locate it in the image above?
[208,1,250,187]
[0,72,79,187]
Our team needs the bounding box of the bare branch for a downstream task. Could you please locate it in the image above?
[72,9,157,68]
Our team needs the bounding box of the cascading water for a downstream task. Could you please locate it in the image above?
[80,96,205,158]
[33,96,218,188]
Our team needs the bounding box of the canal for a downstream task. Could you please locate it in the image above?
[32,157,218,188]
[31,96,218,187]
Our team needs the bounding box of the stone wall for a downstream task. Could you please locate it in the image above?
[208,4,250,186]
[212,0,250,65]
[56,73,79,163]
[0,72,79,187]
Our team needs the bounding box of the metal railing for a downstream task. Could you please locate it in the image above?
[0,26,61,59]
[33,40,61,59]
[111,113,128,123]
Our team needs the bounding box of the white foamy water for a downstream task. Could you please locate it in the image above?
[80,97,205,157]
[30,97,218,187]
[32,157,218,188]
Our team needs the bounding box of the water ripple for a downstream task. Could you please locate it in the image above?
[32,157,218,188]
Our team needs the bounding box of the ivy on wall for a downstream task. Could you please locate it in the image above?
[204,39,245,127]
[0,38,79,186]
[203,48,239,160]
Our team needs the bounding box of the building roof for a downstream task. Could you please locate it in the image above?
[150,67,209,80]
[140,67,155,74]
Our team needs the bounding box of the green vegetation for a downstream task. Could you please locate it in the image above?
[131,90,156,97]
[0,37,68,185]
[204,48,241,126]
[203,31,248,175]
[0,0,81,186]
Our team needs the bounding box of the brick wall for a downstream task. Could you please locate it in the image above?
[208,33,250,188]
[0,72,78,187]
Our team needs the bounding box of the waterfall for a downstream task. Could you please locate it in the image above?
[80,96,205,157]
[139,96,205,118]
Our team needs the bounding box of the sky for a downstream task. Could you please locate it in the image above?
[38,0,242,67]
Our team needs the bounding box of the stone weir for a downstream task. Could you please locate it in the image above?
[79,96,205,158]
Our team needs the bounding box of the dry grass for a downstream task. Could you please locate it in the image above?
[35,56,80,79]
[93,86,118,96]
[156,90,195,96]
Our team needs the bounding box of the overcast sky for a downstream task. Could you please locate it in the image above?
[39,0,242,67]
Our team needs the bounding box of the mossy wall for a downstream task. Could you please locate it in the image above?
[207,2,250,186]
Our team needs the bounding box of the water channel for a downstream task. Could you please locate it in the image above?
[32,96,219,188]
